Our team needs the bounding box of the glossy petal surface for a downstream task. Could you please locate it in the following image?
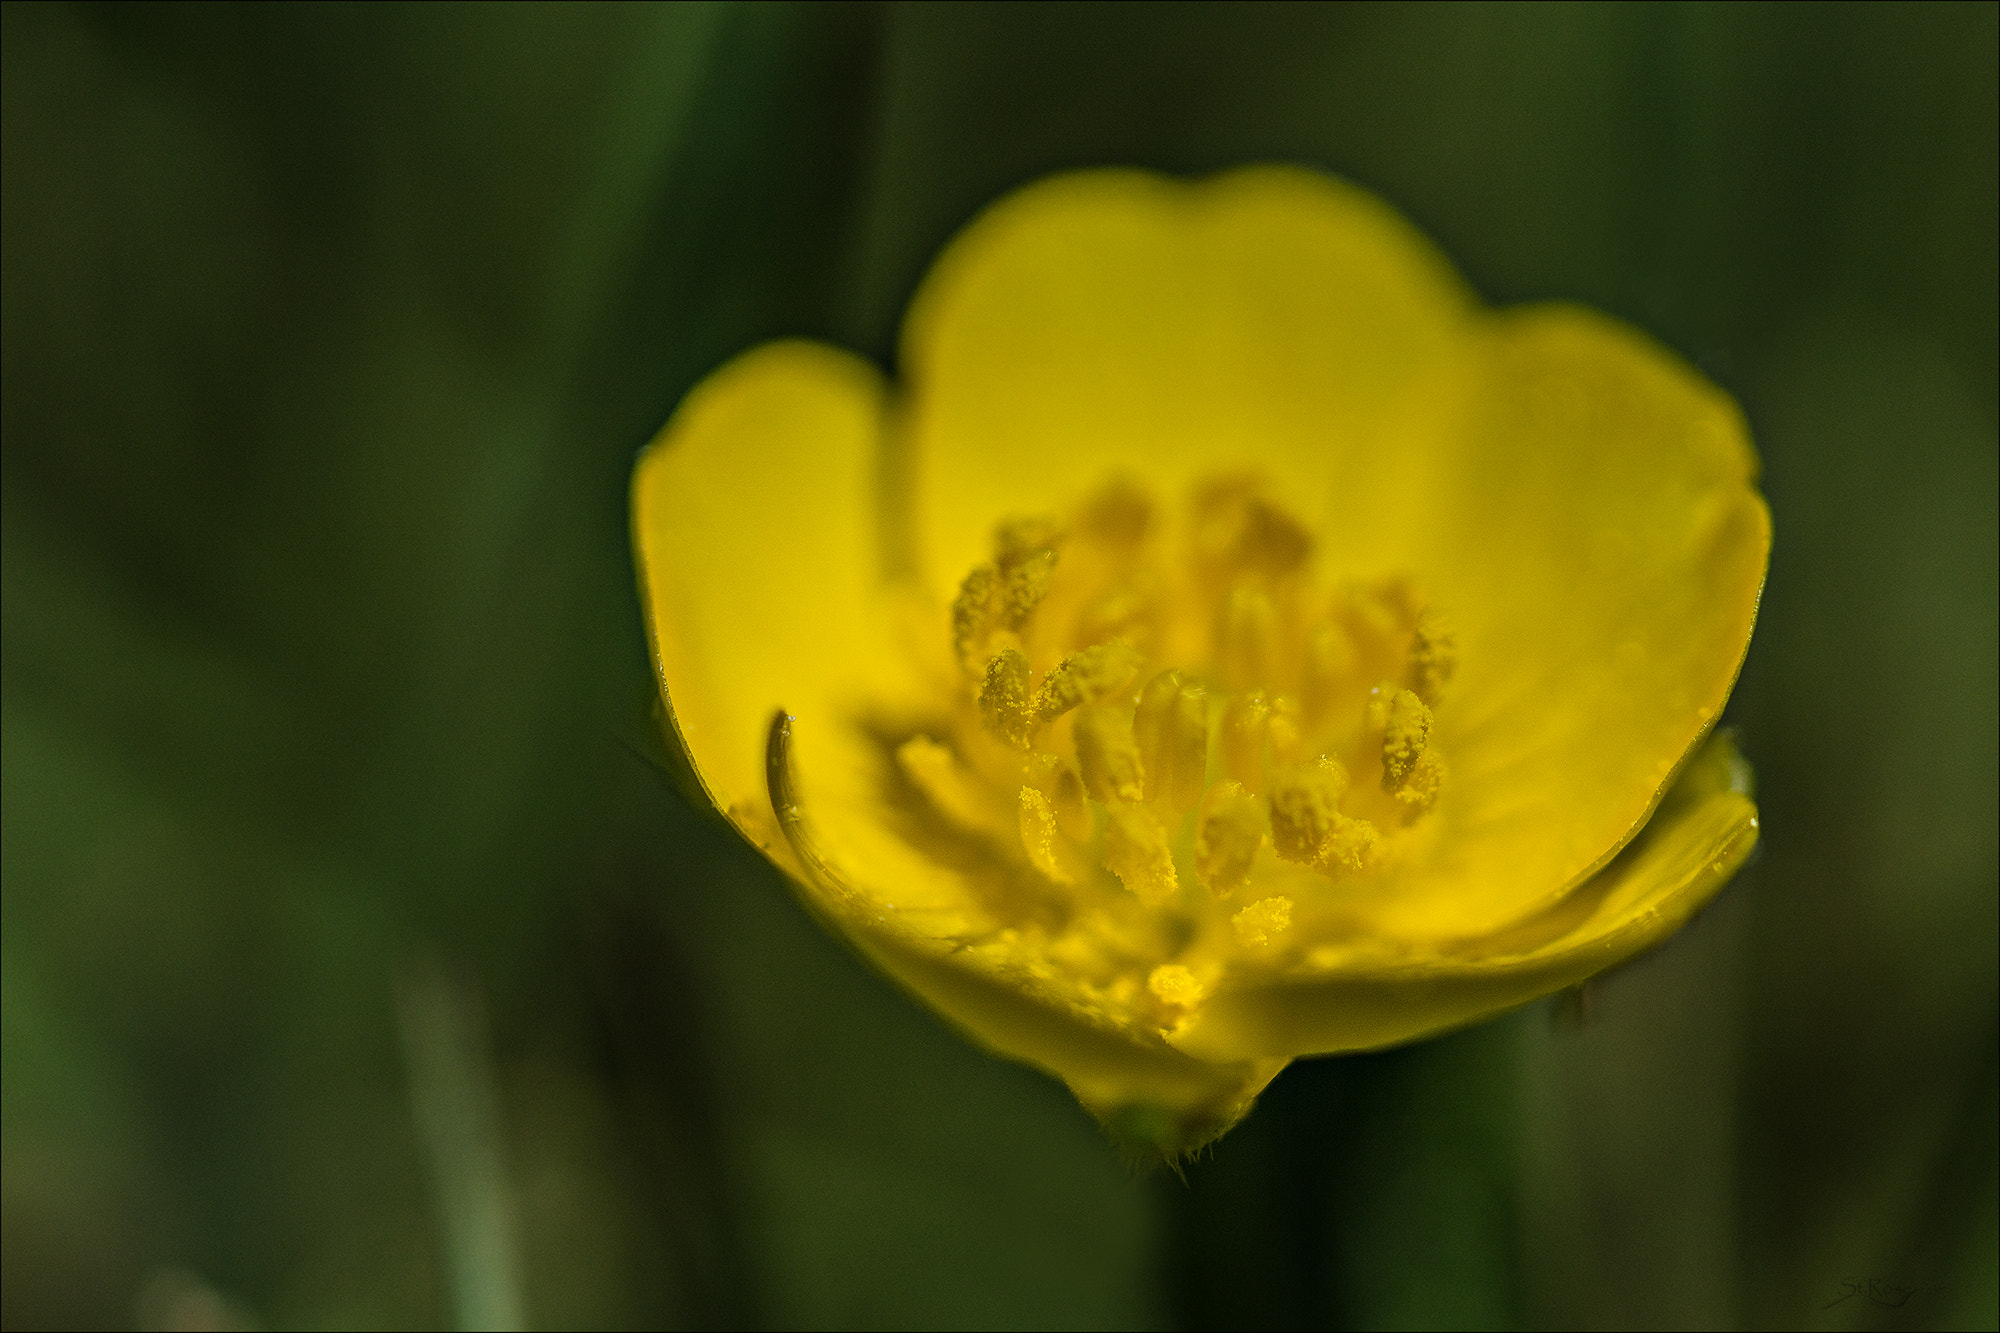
[633,168,1768,1153]
[903,167,1474,596]
[1169,729,1760,1062]
[902,171,1767,941]
[634,340,891,829]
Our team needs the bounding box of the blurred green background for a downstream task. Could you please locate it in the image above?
[3,3,1994,1329]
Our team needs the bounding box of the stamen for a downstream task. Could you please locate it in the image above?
[1134,670,1208,812]
[1191,475,1312,579]
[1408,609,1457,705]
[1077,584,1155,647]
[1380,688,1433,787]
[1266,696,1304,770]
[1217,585,1280,690]
[1220,692,1272,791]
[1267,757,1351,866]
[1345,587,1412,665]
[979,648,1036,748]
[1104,804,1178,905]
[999,547,1056,629]
[1195,781,1264,897]
[1074,703,1146,804]
[994,516,1065,567]
[1363,679,1399,731]
[1028,753,1093,844]
[1318,815,1379,875]
[1232,896,1293,947]
[1032,752,1096,836]
[1147,963,1204,1009]
[1393,749,1447,819]
[1372,576,1424,630]
[1076,479,1153,551]
[916,475,1466,1018]
[1302,618,1358,727]
[1018,786,1076,884]
[1033,641,1142,724]
[951,564,1000,671]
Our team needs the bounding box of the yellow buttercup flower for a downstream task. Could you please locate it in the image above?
[632,167,1768,1157]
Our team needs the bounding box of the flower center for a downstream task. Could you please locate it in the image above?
[878,474,1458,1019]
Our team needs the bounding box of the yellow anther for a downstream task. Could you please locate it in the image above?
[1033,641,1142,724]
[1077,583,1155,647]
[1220,691,1272,791]
[1017,786,1076,884]
[896,736,1000,835]
[1190,475,1258,564]
[1147,963,1205,1009]
[1191,476,1312,579]
[1303,618,1357,723]
[1074,703,1147,804]
[979,648,1035,748]
[1408,609,1457,705]
[1267,757,1351,866]
[1217,584,1280,690]
[1393,749,1447,819]
[1104,804,1178,905]
[1363,679,1401,732]
[999,546,1056,629]
[993,515,1065,567]
[1380,688,1432,787]
[1195,781,1264,898]
[1318,814,1379,875]
[950,563,1000,671]
[1076,478,1153,551]
[1245,499,1313,575]
[1344,587,1410,661]
[1372,576,1424,631]
[1266,696,1304,770]
[1028,752,1094,844]
[1134,669,1209,812]
[1232,896,1293,947]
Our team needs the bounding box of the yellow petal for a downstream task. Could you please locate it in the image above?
[1336,307,1770,939]
[632,340,893,842]
[634,339,1276,1151]
[857,929,1286,1155]
[633,167,1771,1158]
[766,714,1285,1158]
[1167,730,1759,1062]
[901,166,1475,596]
[899,168,1765,946]
[635,348,1008,949]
